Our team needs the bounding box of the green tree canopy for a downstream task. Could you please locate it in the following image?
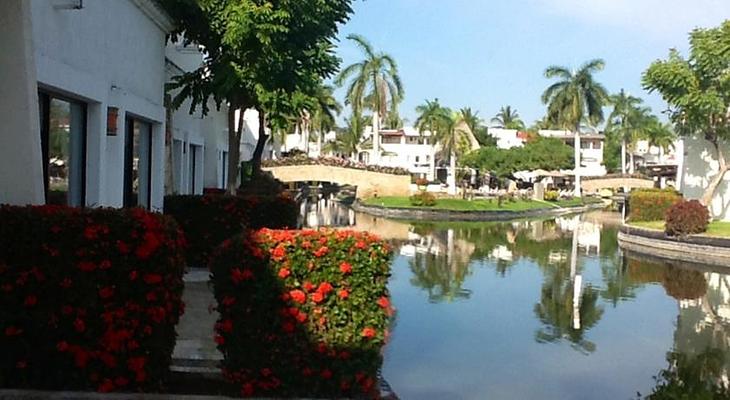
[462,137,574,179]
[643,21,730,206]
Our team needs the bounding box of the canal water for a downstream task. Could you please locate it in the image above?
[302,200,730,399]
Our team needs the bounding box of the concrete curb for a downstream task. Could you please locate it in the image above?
[618,225,730,268]
[352,201,605,222]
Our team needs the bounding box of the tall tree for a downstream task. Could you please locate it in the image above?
[163,0,353,192]
[491,105,525,130]
[335,34,404,165]
[322,114,366,160]
[542,59,608,196]
[645,119,677,161]
[643,21,730,207]
[605,90,650,174]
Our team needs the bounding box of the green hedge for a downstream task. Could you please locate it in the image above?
[209,228,393,398]
[164,194,298,266]
[628,188,682,222]
[0,205,186,392]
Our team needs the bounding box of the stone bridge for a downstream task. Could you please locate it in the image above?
[582,176,655,193]
[263,164,411,198]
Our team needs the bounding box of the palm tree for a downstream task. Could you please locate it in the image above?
[460,107,482,134]
[645,119,676,162]
[491,105,525,129]
[542,59,608,197]
[309,85,342,155]
[322,114,366,160]
[335,34,404,165]
[606,89,648,174]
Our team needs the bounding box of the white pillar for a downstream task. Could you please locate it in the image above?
[574,131,582,197]
[0,0,44,205]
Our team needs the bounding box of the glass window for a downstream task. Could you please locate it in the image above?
[124,118,152,209]
[39,93,86,206]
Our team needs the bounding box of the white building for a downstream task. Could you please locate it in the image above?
[488,128,532,150]
[361,126,437,181]
[680,136,730,221]
[0,0,237,209]
[1,0,175,209]
[538,130,607,177]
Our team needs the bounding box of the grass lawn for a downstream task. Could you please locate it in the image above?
[630,220,730,238]
[362,196,596,212]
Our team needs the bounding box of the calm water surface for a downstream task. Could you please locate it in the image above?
[305,201,730,399]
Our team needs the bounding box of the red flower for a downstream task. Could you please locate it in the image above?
[231,268,254,283]
[99,260,112,270]
[98,379,115,393]
[129,270,138,281]
[242,383,255,396]
[222,296,236,306]
[361,327,376,338]
[143,274,162,284]
[5,326,22,336]
[74,318,86,333]
[61,305,73,315]
[339,261,352,274]
[377,296,391,309]
[317,282,334,295]
[289,290,306,304]
[219,319,234,333]
[278,268,290,279]
[311,292,324,303]
[313,246,329,257]
[56,341,69,352]
[116,240,130,254]
[24,295,37,307]
[355,241,367,249]
[77,261,96,272]
[320,369,333,379]
[99,287,114,299]
[303,281,314,292]
[214,335,225,345]
[338,289,349,299]
[270,245,286,261]
[60,278,73,288]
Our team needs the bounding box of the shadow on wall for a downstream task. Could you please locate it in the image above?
[681,136,730,220]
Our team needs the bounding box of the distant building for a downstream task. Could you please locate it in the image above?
[488,128,532,149]
[362,126,437,181]
[538,130,606,177]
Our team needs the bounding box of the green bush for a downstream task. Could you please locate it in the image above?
[164,194,298,266]
[628,188,682,222]
[209,229,393,398]
[0,205,186,392]
[665,200,710,236]
[544,190,559,202]
[409,191,437,207]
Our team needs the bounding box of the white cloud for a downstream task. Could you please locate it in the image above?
[535,0,729,41]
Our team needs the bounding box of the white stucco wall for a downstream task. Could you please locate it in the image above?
[0,0,45,205]
[681,136,730,220]
[29,0,171,210]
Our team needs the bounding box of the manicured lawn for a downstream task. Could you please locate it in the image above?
[630,220,730,238]
[362,196,596,212]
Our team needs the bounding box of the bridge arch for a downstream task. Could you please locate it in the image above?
[582,176,655,193]
[263,164,411,198]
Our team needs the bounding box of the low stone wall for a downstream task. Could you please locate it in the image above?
[263,165,410,198]
[618,225,730,268]
[352,201,605,222]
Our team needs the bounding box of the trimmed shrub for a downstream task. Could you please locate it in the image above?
[164,194,298,266]
[628,188,682,222]
[543,190,559,202]
[209,229,393,398]
[409,191,437,207]
[665,200,710,236]
[0,205,186,392]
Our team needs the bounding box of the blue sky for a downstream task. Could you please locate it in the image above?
[331,0,729,128]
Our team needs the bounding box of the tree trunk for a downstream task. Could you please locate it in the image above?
[226,106,243,195]
[621,139,627,175]
[574,129,581,197]
[448,150,457,195]
[629,152,635,174]
[251,109,269,174]
[701,140,729,207]
[371,111,380,165]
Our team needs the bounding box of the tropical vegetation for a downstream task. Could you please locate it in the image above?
[643,20,730,207]
[491,105,525,130]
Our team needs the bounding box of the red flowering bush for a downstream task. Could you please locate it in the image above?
[628,188,682,222]
[164,194,297,266]
[209,229,393,398]
[665,200,710,236]
[0,205,185,392]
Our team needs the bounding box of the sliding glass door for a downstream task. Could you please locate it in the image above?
[123,117,152,209]
[38,92,87,206]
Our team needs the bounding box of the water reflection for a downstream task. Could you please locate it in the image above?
[299,202,730,398]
